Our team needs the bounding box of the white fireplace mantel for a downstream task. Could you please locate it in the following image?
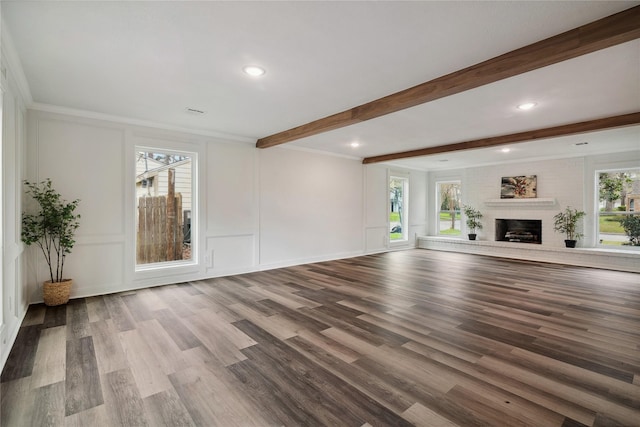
[484,198,556,207]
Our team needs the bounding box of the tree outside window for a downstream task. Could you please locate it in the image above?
[390,177,408,241]
[437,181,461,236]
[597,169,639,247]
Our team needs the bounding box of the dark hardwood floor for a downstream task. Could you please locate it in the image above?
[2,249,639,426]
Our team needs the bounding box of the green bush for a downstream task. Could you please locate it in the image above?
[619,215,640,246]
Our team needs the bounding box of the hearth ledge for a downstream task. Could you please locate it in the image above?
[417,236,639,273]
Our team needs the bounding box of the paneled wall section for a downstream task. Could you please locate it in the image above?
[25,111,417,304]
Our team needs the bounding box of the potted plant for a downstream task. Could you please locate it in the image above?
[21,179,80,306]
[618,215,640,246]
[463,205,483,240]
[553,206,585,248]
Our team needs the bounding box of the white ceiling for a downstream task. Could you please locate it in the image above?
[3,1,639,170]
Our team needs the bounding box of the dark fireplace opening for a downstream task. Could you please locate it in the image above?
[495,219,542,244]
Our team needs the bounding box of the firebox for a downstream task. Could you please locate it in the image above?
[495,219,542,244]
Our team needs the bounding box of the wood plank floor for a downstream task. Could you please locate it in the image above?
[2,249,639,426]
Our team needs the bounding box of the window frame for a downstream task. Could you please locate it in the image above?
[435,180,462,238]
[134,146,199,272]
[389,174,409,243]
[595,168,639,250]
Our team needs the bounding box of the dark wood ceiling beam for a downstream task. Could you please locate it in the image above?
[256,6,640,149]
[361,112,640,164]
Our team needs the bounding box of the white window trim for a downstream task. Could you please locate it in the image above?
[134,146,199,273]
[436,180,462,238]
[389,172,410,245]
[594,167,640,251]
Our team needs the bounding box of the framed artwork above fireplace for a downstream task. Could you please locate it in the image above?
[501,175,537,199]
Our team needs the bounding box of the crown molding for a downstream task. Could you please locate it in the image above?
[1,19,33,104]
[29,102,256,144]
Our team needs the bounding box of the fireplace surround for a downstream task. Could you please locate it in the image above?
[495,219,542,244]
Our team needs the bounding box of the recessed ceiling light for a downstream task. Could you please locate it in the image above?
[350,142,360,148]
[501,147,511,153]
[243,65,266,77]
[517,102,537,111]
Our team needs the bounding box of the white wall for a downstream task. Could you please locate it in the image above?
[22,108,430,309]
[24,110,428,305]
[205,140,258,276]
[408,169,428,242]
[1,35,29,369]
[364,164,388,252]
[259,147,364,268]
[25,111,263,299]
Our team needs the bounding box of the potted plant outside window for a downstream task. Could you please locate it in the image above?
[22,179,80,306]
[463,205,483,240]
[553,206,585,248]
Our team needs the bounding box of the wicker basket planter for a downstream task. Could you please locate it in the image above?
[43,279,72,306]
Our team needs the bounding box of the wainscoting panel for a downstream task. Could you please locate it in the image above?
[29,241,127,302]
[365,226,388,253]
[206,234,257,276]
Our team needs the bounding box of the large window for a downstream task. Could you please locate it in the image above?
[390,176,408,241]
[136,150,195,267]
[597,169,639,247]
[437,181,461,236]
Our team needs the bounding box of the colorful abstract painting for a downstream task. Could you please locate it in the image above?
[501,175,537,199]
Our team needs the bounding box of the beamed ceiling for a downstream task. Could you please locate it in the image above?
[3,1,639,170]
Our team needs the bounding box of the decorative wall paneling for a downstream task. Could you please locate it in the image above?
[0,45,28,370]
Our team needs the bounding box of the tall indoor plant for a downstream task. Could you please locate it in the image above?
[463,205,483,240]
[553,206,585,248]
[22,179,80,305]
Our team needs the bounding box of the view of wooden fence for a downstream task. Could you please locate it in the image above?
[137,193,184,263]
[136,169,185,264]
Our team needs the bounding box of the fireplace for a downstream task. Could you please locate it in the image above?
[495,219,542,244]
